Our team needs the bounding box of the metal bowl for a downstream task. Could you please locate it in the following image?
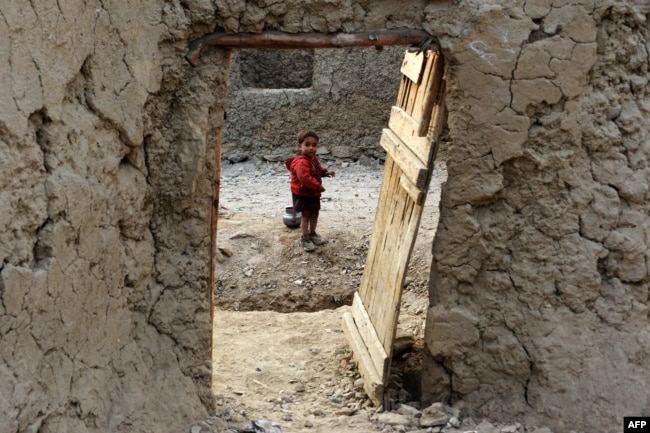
[283,206,301,228]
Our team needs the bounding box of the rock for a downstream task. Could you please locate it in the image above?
[475,419,499,433]
[330,145,355,158]
[227,153,248,163]
[335,408,358,416]
[373,412,411,426]
[230,231,254,239]
[241,420,284,433]
[263,153,289,162]
[358,154,373,166]
[397,403,422,417]
[392,330,416,358]
[218,246,233,257]
[420,402,448,427]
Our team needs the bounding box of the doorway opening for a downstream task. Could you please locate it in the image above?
[205,34,448,428]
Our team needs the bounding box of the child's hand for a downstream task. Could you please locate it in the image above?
[318,185,325,192]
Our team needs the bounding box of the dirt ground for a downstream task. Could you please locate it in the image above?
[209,156,449,432]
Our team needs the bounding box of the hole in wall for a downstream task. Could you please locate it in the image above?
[211,44,448,423]
[239,49,315,89]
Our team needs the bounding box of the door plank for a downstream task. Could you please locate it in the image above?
[410,50,437,125]
[400,50,425,83]
[417,52,445,136]
[400,173,424,205]
[388,106,433,165]
[350,293,389,379]
[343,49,445,408]
[341,311,384,404]
[379,128,428,189]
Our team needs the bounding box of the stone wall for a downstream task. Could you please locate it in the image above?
[1,0,648,432]
[222,46,403,161]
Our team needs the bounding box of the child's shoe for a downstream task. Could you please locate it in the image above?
[309,232,324,245]
[301,236,316,252]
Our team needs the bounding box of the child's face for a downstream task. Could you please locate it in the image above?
[298,136,319,158]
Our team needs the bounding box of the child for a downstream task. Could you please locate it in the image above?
[285,129,335,252]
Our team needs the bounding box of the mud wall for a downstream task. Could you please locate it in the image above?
[421,1,650,432]
[1,0,648,432]
[0,2,225,432]
[223,46,403,161]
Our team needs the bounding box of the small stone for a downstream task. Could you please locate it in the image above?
[304,420,314,428]
[420,402,448,427]
[448,416,461,427]
[397,403,421,417]
[373,412,411,426]
[227,153,248,163]
[191,426,201,433]
[262,153,289,162]
[335,408,358,416]
[475,419,499,433]
[310,408,325,416]
[358,154,373,166]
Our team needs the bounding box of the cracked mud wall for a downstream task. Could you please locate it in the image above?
[420,2,650,432]
[0,1,226,432]
[1,1,648,433]
[0,1,445,432]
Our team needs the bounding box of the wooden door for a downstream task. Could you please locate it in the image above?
[342,49,446,407]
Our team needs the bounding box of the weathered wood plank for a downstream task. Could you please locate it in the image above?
[410,50,436,123]
[418,51,445,136]
[359,162,403,322]
[342,311,384,406]
[359,157,397,300]
[388,106,433,165]
[373,191,419,351]
[400,173,424,205]
[350,293,389,379]
[400,50,425,83]
[379,128,428,189]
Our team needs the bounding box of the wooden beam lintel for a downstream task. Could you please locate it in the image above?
[186,29,438,65]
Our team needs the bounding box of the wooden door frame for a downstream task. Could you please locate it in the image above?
[190,31,443,411]
[192,29,438,322]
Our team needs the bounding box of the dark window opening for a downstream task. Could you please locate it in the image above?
[239,49,314,89]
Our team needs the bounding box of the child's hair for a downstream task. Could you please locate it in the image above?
[297,129,319,145]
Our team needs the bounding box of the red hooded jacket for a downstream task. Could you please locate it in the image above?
[285,154,330,197]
